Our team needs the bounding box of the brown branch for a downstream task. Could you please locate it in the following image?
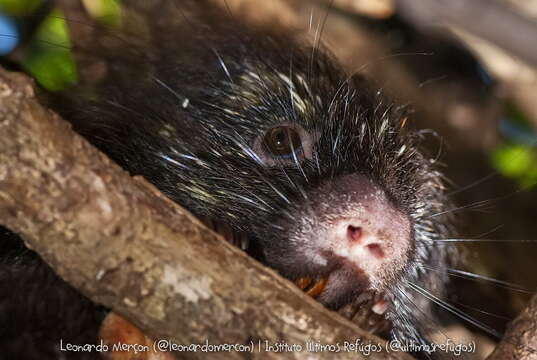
[0,68,414,359]
[487,293,537,360]
[394,0,537,68]
[393,0,537,131]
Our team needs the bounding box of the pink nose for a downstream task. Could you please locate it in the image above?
[345,223,386,259]
[275,174,411,296]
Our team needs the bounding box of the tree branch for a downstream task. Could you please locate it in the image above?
[394,0,537,68]
[487,293,537,360]
[0,67,413,359]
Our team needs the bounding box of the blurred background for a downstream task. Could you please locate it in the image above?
[1,1,536,358]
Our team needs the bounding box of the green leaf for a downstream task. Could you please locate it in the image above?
[21,9,78,91]
[82,0,122,27]
[491,143,537,188]
[0,0,42,15]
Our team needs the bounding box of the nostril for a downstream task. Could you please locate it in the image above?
[366,243,385,259]
[346,225,363,243]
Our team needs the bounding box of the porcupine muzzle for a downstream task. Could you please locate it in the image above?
[264,174,413,311]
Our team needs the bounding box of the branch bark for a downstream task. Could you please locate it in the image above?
[394,0,537,68]
[393,0,537,131]
[487,293,537,360]
[0,68,414,359]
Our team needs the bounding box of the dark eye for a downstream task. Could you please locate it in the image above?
[253,124,315,166]
[263,126,302,158]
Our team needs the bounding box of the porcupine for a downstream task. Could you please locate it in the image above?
[0,0,454,358]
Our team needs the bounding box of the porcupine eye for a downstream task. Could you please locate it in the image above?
[263,126,302,158]
[254,124,314,166]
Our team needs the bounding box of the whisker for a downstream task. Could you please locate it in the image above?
[353,52,434,74]
[426,189,528,218]
[422,238,537,244]
[446,298,512,321]
[449,139,537,196]
[447,172,497,197]
[395,286,451,342]
[152,76,184,103]
[418,74,448,88]
[417,263,532,293]
[465,224,504,240]
[308,0,334,79]
[431,133,444,165]
[407,281,503,339]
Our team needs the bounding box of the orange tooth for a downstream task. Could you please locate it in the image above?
[295,277,312,290]
[306,278,327,298]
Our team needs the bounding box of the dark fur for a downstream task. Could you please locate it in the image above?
[1,1,453,358]
[0,229,105,359]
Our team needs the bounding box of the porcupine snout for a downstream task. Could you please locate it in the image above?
[267,174,413,309]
